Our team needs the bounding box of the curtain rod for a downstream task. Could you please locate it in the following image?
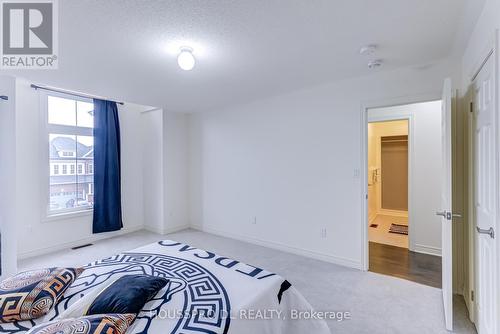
[30,84,125,105]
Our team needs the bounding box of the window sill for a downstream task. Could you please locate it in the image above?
[43,209,93,223]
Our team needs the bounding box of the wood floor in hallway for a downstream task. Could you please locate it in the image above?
[369,241,442,288]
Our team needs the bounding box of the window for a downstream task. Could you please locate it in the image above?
[46,93,94,216]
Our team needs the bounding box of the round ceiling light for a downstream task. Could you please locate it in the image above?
[178,47,195,71]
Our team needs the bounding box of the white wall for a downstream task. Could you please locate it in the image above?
[14,78,150,259]
[119,102,149,231]
[462,0,500,82]
[164,112,190,231]
[189,60,459,269]
[142,109,164,234]
[368,102,443,256]
[0,76,17,278]
[141,110,190,235]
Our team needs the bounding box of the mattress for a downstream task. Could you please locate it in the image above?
[2,240,331,334]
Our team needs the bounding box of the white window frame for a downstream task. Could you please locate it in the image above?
[40,90,94,221]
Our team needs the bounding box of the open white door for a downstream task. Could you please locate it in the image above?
[437,78,453,331]
[473,51,498,334]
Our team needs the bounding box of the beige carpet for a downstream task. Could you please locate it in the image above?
[19,229,475,333]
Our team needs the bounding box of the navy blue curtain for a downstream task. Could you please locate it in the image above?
[92,99,123,233]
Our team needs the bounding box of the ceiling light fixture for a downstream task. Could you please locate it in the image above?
[177,47,195,71]
[367,59,383,69]
[359,44,377,56]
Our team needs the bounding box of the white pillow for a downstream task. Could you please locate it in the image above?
[56,277,119,319]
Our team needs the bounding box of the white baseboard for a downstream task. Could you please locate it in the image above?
[144,224,189,235]
[413,243,441,257]
[18,225,144,260]
[191,225,362,270]
[378,209,408,218]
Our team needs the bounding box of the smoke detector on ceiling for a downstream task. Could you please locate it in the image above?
[359,44,377,56]
[367,59,383,69]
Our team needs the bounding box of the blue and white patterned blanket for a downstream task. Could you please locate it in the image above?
[2,240,331,334]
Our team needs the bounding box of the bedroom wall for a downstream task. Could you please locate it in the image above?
[0,76,17,278]
[189,60,460,269]
[142,110,190,235]
[142,109,164,234]
[163,112,190,232]
[14,78,151,259]
[368,102,442,256]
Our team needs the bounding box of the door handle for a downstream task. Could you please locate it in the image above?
[436,211,447,217]
[436,211,462,220]
[476,226,495,239]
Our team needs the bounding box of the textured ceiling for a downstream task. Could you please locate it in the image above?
[1,0,483,112]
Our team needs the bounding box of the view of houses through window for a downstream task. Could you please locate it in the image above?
[47,94,94,215]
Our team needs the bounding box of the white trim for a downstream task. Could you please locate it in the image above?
[414,243,442,257]
[360,94,442,271]
[368,212,377,225]
[191,225,363,270]
[17,226,144,260]
[368,112,416,253]
[360,102,369,271]
[42,209,92,223]
[39,89,50,222]
[495,30,500,334]
[39,89,96,221]
[466,89,476,323]
[144,224,189,235]
[377,209,408,218]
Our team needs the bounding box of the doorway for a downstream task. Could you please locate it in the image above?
[368,120,409,249]
[364,101,443,289]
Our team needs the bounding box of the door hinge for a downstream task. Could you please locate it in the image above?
[471,290,474,302]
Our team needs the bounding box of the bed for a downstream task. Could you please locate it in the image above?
[1,240,331,334]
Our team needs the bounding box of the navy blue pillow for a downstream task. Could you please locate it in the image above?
[86,275,169,315]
